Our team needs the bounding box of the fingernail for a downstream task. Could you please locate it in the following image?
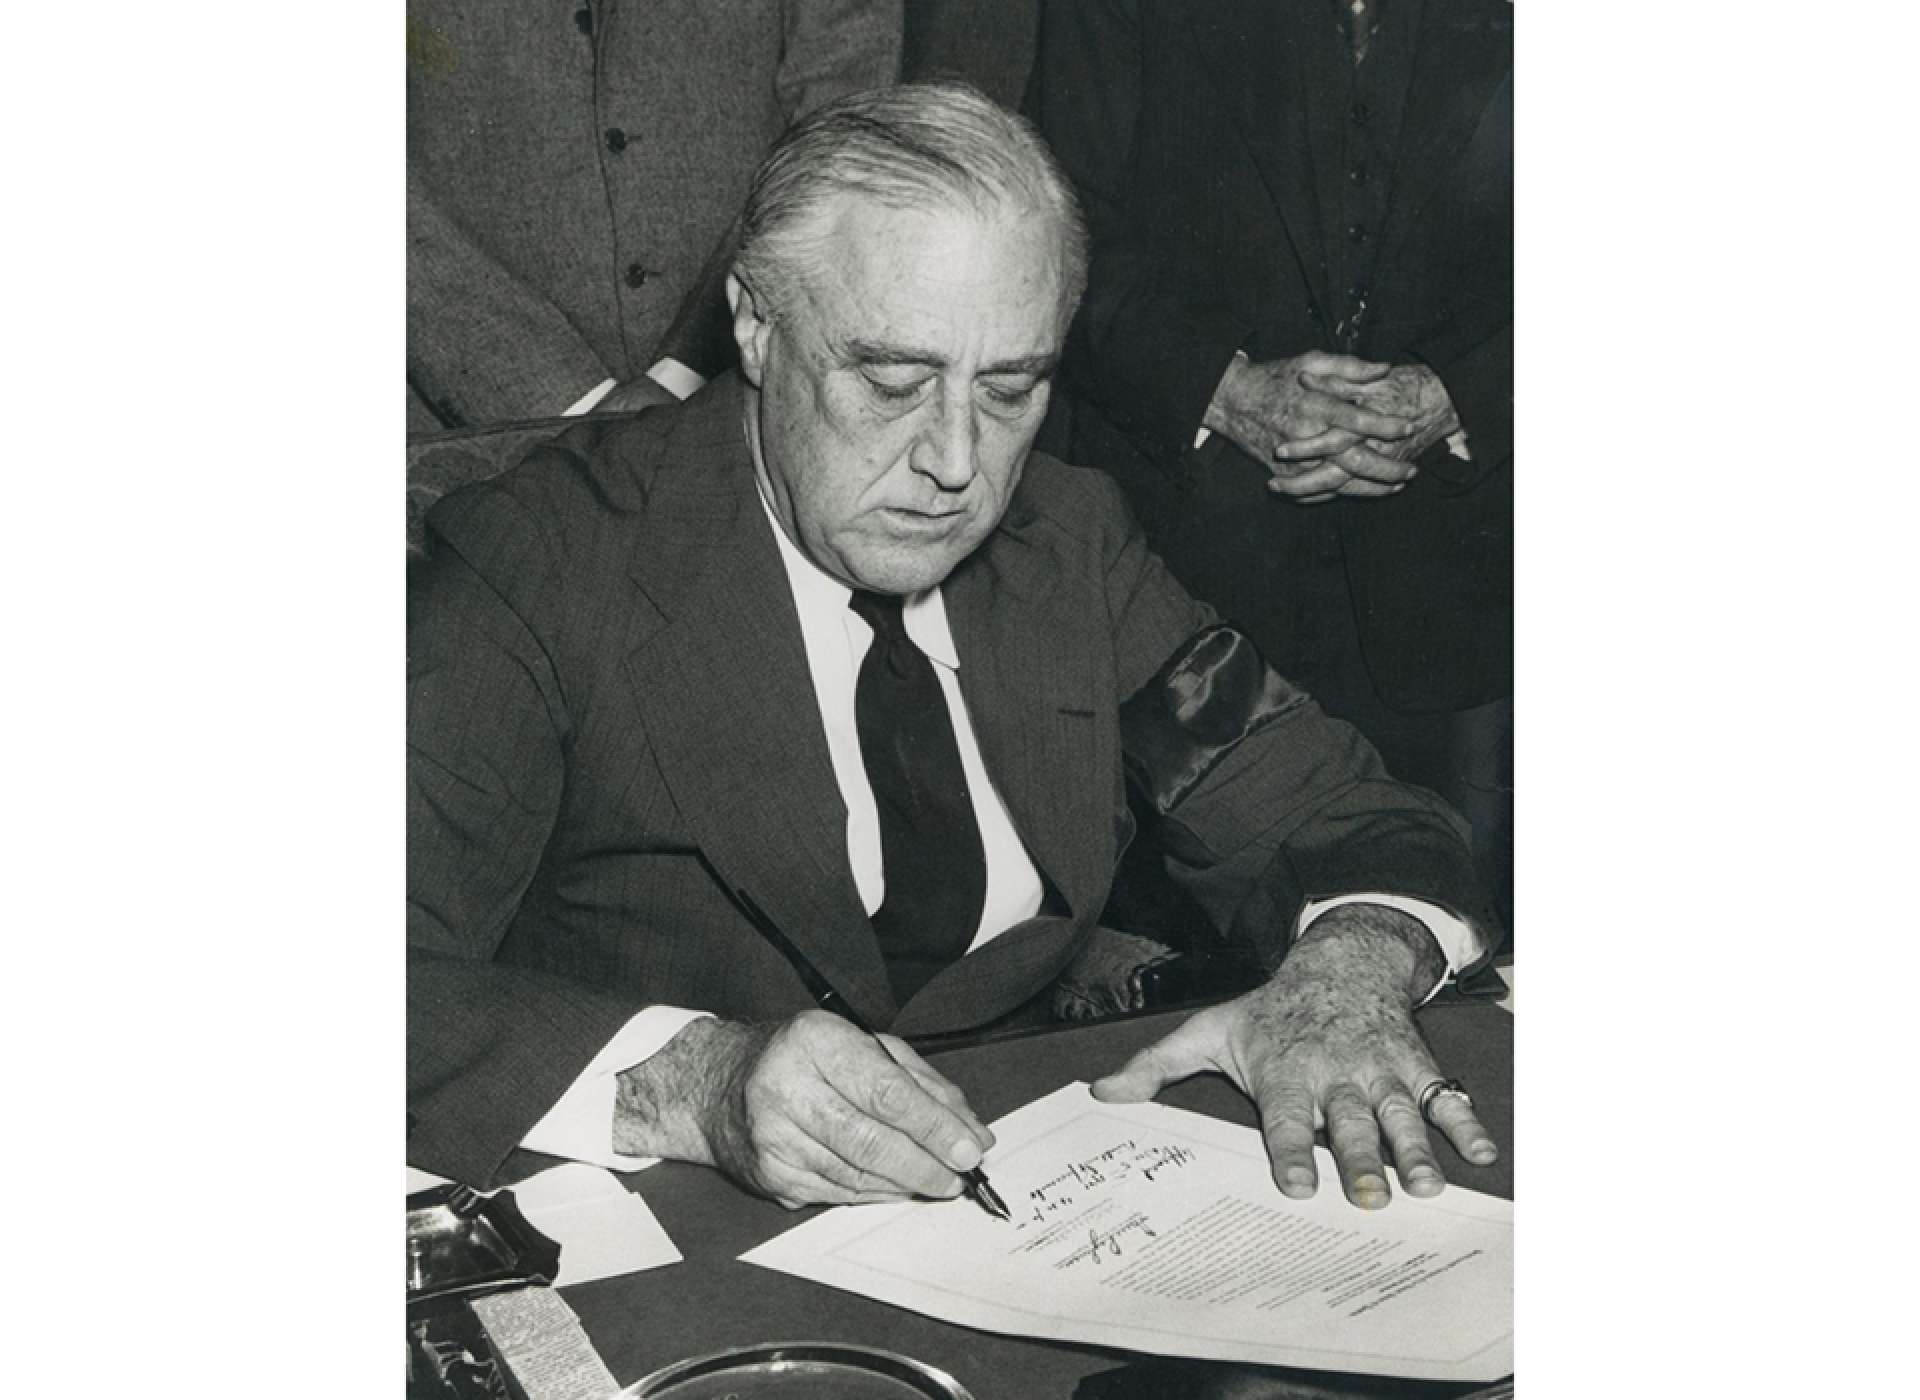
[948,1139,982,1171]
[1470,1140,1497,1160]
[1355,1173,1389,1196]
[1405,1165,1440,1184]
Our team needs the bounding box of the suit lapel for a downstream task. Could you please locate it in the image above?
[620,385,897,1027]
[1188,2,1337,322]
[942,492,1116,932]
[1375,0,1512,277]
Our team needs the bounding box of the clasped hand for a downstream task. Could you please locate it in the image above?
[1207,352,1460,505]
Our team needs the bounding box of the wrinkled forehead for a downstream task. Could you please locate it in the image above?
[799,196,1074,357]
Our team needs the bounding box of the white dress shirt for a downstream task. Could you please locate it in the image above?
[518,477,1478,1170]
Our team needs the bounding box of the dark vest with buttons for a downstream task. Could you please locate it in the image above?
[1318,0,1416,354]
[1253,3,1425,685]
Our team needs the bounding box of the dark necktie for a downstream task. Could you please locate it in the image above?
[849,590,987,1004]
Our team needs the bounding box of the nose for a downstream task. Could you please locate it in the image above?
[909,388,979,492]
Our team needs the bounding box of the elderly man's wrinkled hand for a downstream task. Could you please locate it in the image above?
[1271,439,1423,504]
[615,1012,995,1210]
[1301,362,1461,465]
[1206,352,1416,478]
[1203,352,1423,504]
[1091,904,1497,1209]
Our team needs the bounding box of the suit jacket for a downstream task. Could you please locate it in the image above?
[407,375,1483,1187]
[405,0,901,431]
[1031,0,1513,712]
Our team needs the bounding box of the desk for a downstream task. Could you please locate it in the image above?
[555,1000,1513,1397]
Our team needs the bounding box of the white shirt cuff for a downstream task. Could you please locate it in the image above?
[1295,893,1486,1007]
[564,377,618,416]
[1195,352,1251,450]
[645,357,706,402]
[519,1006,714,1170]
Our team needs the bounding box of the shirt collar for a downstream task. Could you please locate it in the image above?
[753,477,961,671]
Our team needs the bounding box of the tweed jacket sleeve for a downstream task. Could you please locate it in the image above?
[405,167,615,428]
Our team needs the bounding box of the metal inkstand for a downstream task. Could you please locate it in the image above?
[406,1183,562,1400]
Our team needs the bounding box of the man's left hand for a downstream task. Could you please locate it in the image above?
[1091,903,1497,1208]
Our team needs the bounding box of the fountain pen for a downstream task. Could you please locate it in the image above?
[733,888,1011,1221]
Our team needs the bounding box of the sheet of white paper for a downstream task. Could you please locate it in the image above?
[406,1164,451,1195]
[406,1161,683,1287]
[508,1162,683,1286]
[742,1083,1512,1382]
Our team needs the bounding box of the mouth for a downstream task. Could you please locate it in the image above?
[879,506,968,533]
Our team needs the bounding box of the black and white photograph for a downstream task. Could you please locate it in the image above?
[11,3,1916,1396]
[401,4,1512,1395]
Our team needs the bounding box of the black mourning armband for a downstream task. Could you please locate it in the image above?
[1119,624,1310,816]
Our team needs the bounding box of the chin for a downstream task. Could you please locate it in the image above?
[847,548,965,596]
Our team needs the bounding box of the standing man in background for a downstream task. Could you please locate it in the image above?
[406,1,902,433]
[1031,0,1513,933]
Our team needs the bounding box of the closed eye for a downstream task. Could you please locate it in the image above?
[862,371,933,404]
[981,376,1045,415]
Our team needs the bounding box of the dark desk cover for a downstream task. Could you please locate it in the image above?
[560,1002,1512,1397]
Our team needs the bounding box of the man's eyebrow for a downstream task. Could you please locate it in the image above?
[845,338,947,368]
[980,353,1058,377]
[842,340,1057,377]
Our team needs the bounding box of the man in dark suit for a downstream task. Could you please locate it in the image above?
[409,83,1499,1213]
[1030,0,1514,927]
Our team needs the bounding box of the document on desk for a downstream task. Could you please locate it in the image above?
[741,1083,1512,1382]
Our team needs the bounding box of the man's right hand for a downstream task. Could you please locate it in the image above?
[1203,352,1419,502]
[613,1013,996,1210]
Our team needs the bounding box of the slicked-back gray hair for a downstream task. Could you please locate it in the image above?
[734,81,1088,324]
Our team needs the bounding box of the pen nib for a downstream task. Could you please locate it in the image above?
[975,1178,1012,1221]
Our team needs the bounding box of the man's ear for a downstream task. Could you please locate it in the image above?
[727,272,772,388]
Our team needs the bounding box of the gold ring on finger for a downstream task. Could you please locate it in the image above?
[1417,1077,1473,1127]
